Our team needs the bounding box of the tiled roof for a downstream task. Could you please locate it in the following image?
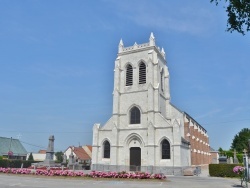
[86,145,92,152]
[0,137,27,156]
[38,150,46,154]
[72,147,91,160]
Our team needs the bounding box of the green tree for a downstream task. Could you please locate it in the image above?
[28,153,34,161]
[231,128,250,153]
[218,147,224,155]
[55,151,64,163]
[210,0,250,35]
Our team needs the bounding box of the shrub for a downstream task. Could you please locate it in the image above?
[0,160,37,168]
[209,164,243,177]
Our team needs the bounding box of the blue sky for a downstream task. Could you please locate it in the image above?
[0,0,249,152]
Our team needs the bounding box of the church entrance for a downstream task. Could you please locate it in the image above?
[129,147,141,171]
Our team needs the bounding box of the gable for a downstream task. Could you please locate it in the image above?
[73,147,91,160]
[0,137,27,156]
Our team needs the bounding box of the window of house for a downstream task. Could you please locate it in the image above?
[130,106,140,124]
[139,62,146,84]
[126,64,133,86]
[103,140,110,158]
[161,139,170,159]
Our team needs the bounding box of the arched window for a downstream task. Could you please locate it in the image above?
[161,70,164,91]
[103,140,110,158]
[126,64,133,86]
[139,62,146,84]
[161,139,170,159]
[130,106,140,124]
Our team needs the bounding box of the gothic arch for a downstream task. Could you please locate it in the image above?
[136,59,147,67]
[138,61,146,84]
[160,68,164,91]
[158,136,171,146]
[125,63,133,86]
[127,104,142,114]
[128,105,142,124]
[101,139,111,159]
[158,137,171,159]
[124,133,145,148]
[124,62,134,69]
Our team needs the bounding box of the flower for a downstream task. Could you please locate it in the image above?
[0,167,166,180]
[233,166,245,175]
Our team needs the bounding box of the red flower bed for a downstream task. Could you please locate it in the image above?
[0,167,166,180]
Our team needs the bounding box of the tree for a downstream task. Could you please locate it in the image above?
[210,0,250,35]
[55,151,64,163]
[28,153,34,161]
[231,128,250,153]
[218,147,224,155]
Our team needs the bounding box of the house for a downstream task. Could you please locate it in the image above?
[26,150,56,161]
[64,146,92,165]
[0,136,27,160]
[92,33,211,175]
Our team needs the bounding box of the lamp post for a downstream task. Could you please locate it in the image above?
[243,149,249,183]
[248,139,250,157]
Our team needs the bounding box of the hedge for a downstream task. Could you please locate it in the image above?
[0,160,37,168]
[209,164,243,177]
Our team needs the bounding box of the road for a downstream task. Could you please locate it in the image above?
[0,174,243,188]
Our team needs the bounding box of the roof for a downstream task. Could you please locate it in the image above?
[0,137,27,156]
[38,150,46,154]
[86,145,92,152]
[184,112,207,133]
[72,147,91,160]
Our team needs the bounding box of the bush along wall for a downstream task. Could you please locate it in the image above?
[209,164,243,177]
[0,160,37,168]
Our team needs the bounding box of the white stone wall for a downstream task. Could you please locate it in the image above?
[26,153,56,161]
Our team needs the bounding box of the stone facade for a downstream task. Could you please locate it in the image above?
[92,33,210,175]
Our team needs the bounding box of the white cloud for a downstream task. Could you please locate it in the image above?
[112,1,217,35]
[195,108,222,119]
[28,63,90,78]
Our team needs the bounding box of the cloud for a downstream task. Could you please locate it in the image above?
[195,108,222,119]
[111,1,216,35]
[28,63,91,78]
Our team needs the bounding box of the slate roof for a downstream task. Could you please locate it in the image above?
[0,137,27,156]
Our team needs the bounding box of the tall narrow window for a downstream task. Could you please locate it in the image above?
[130,106,140,124]
[161,70,164,91]
[126,64,133,86]
[103,140,110,158]
[161,139,170,159]
[139,62,146,84]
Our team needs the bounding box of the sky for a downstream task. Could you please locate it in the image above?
[0,0,249,153]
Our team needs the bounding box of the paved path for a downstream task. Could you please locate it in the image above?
[0,174,244,188]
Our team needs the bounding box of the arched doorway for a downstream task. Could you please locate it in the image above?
[130,147,141,171]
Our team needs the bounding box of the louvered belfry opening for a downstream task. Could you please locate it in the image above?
[139,62,146,84]
[126,64,133,86]
[161,70,164,91]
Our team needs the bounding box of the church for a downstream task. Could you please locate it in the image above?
[92,33,211,175]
